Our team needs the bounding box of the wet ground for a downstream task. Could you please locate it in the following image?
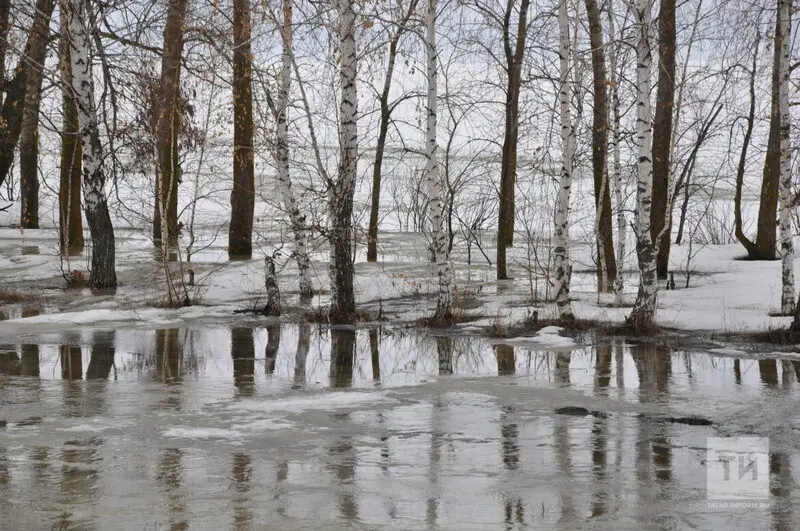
[1,325,799,529]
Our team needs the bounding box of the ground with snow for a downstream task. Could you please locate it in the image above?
[0,223,796,344]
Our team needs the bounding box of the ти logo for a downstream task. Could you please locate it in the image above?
[707,437,770,501]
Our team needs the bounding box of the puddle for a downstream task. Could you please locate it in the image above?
[0,325,797,529]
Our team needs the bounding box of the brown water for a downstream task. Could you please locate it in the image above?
[0,326,798,529]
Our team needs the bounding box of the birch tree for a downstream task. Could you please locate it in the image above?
[554,0,575,321]
[329,0,359,322]
[425,0,453,321]
[608,0,626,306]
[778,0,794,315]
[65,0,117,289]
[275,0,313,298]
[627,0,657,329]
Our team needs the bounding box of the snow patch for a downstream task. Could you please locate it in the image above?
[230,391,396,413]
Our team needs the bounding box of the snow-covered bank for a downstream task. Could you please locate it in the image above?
[0,227,797,339]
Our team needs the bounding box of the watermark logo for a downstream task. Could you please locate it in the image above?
[707,437,769,505]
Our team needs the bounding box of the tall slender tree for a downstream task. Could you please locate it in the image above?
[425,0,453,321]
[777,0,794,314]
[650,0,675,279]
[19,0,57,229]
[59,5,83,255]
[0,0,56,188]
[329,0,359,322]
[753,0,784,260]
[366,0,417,263]
[608,0,626,306]
[0,0,10,106]
[496,0,531,279]
[65,0,116,289]
[554,0,575,321]
[229,0,255,259]
[627,0,657,329]
[584,0,616,292]
[154,0,189,247]
[275,0,313,297]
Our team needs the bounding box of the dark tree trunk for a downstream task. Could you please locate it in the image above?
[496,0,530,279]
[60,345,82,380]
[229,0,255,258]
[231,327,255,395]
[0,0,56,188]
[650,0,676,279]
[20,0,56,229]
[330,328,355,388]
[154,0,188,246]
[367,41,398,262]
[754,2,783,260]
[734,37,759,257]
[366,2,416,262]
[59,15,84,255]
[86,334,114,380]
[585,0,617,291]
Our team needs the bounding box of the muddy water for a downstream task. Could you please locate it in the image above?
[0,326,798,529]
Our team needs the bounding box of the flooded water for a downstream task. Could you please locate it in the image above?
[1,326,799,529]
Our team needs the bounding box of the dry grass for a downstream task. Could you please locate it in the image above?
[0,289,34,303]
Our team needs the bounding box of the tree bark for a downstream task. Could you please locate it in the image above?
[778,0,794,314]
[19,0,56,229]
[329,0,358,323]
[734,33,760,257]
[584,0,616,292]
[154,0,188,247]
[608,0,626,306]
[425,0,453,322]
[59,8,83,255]
[627,0,657,329]
[754,2,783,260]
[0,0,56,188]
[650,0,675,279]
[554,0,575,321]
[229,0,255,258]
[65,0,117,290]
[496,0,530,278]
[0,0,10,106]
[367,2,415,263]
[275,0,313,297]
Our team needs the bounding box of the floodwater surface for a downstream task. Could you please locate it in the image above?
[1,326,799,529]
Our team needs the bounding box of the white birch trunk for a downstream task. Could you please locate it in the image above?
[276,0,313,299]
[627,0,657,328]
[608,0,625,307]
[65,0,117,289]
[779,0,795,314]
[554,0,575,320]
[264,256,281,315]
[329,0,358,321]
[425,0,452,321]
